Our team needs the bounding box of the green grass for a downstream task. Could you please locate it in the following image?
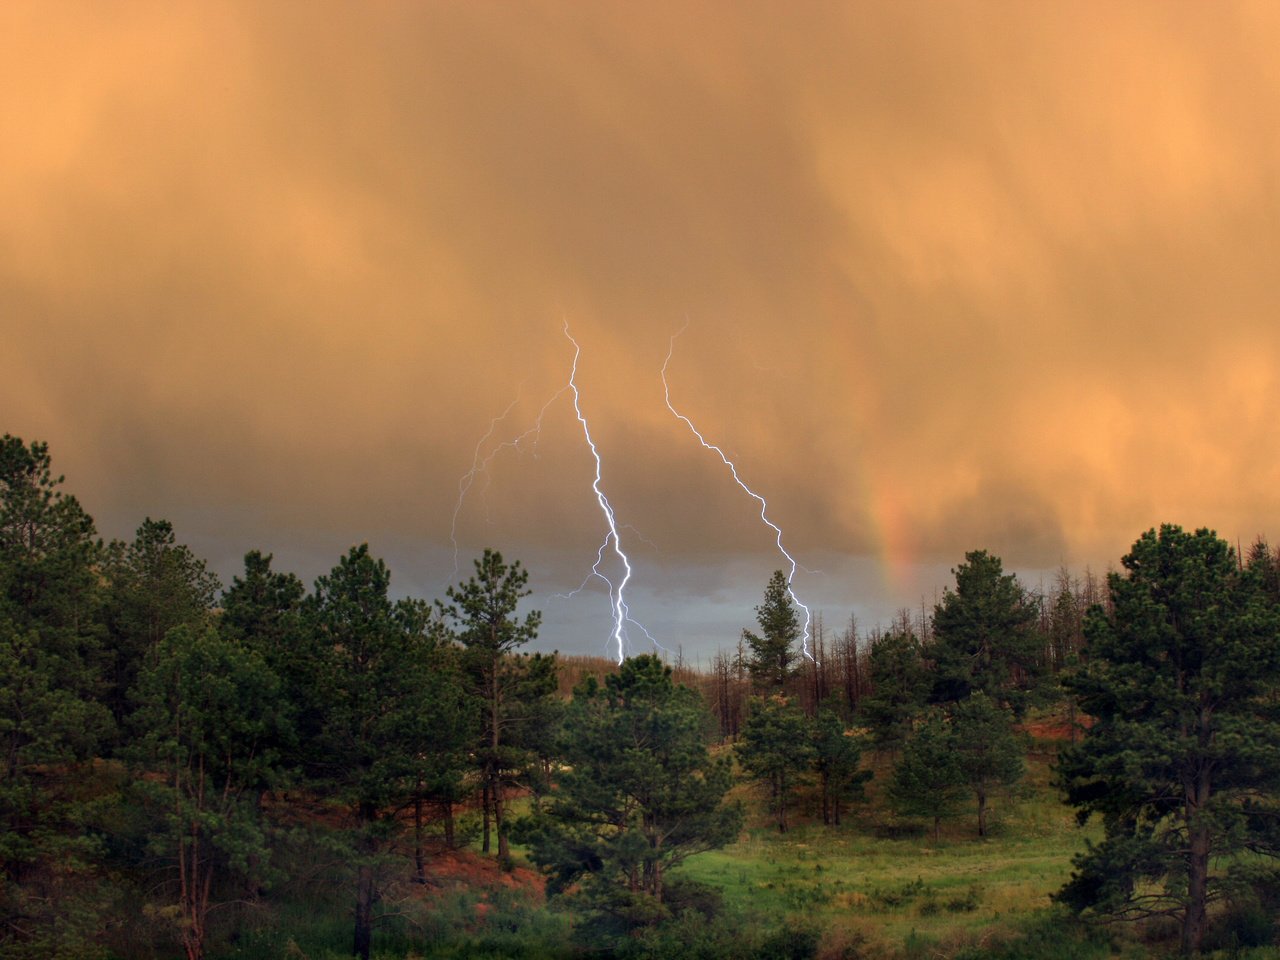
[199,751,1280,959]
[682,754,1100,951]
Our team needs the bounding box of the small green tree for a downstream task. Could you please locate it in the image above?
[130,625,286,960]
[811,701,870,826]
[103,518,220,732]
[1057,525,1280,955]
[743,571,799,691]
[860,625,930,752]
[927,550,1042,713]
[737,695,813,832]
[950,692,1024,837]
[0,621,111,960]
[887,710,966,841]
[219,551,304,651]
[518,655,740,933]
[441,548,543,865]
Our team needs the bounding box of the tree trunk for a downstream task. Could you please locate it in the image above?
[1182,825,1209,955]
[354,862,375,960]
[976,789,987,837]
[481,780,491,854]
[413,795,426,884]
[353,803,378,960]
[443,799,455,847]
[1181,764,1212,955]
[495,773,510,865]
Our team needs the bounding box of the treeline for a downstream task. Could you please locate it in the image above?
[705,557,1108,742]
[6,433,1280,958]
[2,436,562,960]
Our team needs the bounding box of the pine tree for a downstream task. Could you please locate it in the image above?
[860,625,930,752]
[518,655,740,933]
[950,693,1023,837]
[737,695,813,832]
[1056,525,1280,955]
[927,550,1042,713]
[130,625,286,960]
[303,544,466,960]
[441,548,543,866]
[103,518,220,732]
[0,436,112,959]
[743,570,799,692]
[887,709,965,842]
[811,700,870,826]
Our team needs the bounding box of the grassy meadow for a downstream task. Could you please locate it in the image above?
[194,739,1280,960]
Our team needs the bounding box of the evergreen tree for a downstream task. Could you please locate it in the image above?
[811,700,870,826]
[743,570,799,691]
[737,695,813,832]
[103,518,220,732]
[129,625,286,960]
[860,625,930,752]
[303,544,466,960]
[0,436,112,959]
[219,550,304,650]
[441,548,544,865]
[518,655,740,933]
[395,598,473,879]
[887,709,965,842]
[950,692,1024,837]
[927,550,1042,713]
[1056,525,1280,955]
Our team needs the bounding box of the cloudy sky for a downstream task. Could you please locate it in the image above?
[6,1,1280,660]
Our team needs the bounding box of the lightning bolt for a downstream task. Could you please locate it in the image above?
[450,323,656,663]
[662,326,817,663]
[449,382,570,576]
[563,322,653,664]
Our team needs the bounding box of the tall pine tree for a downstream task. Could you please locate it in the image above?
[1057,525,1280,954]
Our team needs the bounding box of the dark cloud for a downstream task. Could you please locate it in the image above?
[5,2,1280,655]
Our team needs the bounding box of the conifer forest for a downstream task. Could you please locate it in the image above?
[7,433,1280,959]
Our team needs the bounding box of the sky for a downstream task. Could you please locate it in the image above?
[6,1,1280,661]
